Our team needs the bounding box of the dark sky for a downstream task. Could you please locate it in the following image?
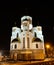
[0,1,54,50]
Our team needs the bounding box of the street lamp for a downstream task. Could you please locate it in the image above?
[46,44,50,58]
[46,44,50,49]
[0,51,3,61]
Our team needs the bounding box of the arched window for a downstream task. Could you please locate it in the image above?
[15,44,17,49]
[34,32,36,37]
[36,44,38,48]
[17,33,18,37]
[23,37,25,48]
[27,37,29,48]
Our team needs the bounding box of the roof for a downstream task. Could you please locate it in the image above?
[32,37,42,42]
[12,38,21,43]
[21,16,32,22]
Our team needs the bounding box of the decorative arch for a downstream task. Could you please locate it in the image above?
[32,37,42,42]
[12,38,21,43]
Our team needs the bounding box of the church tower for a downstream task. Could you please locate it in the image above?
[21,16,33,31]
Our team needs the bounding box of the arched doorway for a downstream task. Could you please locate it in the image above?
[13,53,17,60]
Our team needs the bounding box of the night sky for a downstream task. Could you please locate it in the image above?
[0,1,54,50]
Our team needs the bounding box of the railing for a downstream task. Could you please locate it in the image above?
[0,58,54,65]
[25,59,54,65]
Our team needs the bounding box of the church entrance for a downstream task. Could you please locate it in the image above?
[13,53,17,60]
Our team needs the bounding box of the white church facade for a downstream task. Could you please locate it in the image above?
[10,16,45,60]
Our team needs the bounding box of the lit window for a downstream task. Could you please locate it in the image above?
[27,37,29,48]
[23,37,25,48]
[36,44,38,48]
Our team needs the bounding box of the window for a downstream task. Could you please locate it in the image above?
[27,37,29,48]
[24,23,27,26]
[34,32,36,37]
[23,37,25,48]
[36,44,38,48]
[15,44,17,49]
[17,33,18,37]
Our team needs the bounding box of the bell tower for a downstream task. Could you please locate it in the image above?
[21,16,33,31]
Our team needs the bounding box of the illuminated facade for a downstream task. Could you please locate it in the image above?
[10,16,45,60]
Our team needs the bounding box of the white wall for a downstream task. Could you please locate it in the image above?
[31,42,44,49]
[32,26,44,42]
[19,31,33,49]
[10,42,21,50]
[11,27,21,42]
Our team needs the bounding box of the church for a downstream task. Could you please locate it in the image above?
[10,16,45,60]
